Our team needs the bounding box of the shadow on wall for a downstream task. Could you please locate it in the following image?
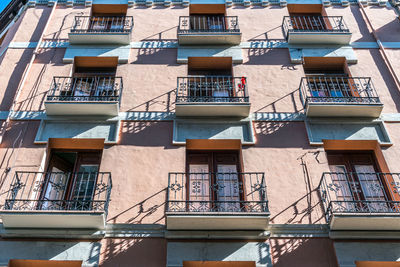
[252,121,309,149]
[245,47,294,66]
[127,89,176,112]
[0,121,43,206]
[0,6,52,110]
[368,49,400,113]
[375,18,400,42]
[118,121,178,149]
[100,238,167,267]
[254,88,303,113]
[16,46,67,112]
[270,238,337,267]
[347,5,375,42]
[14,8,83,112]
[269,151,327,224]
[107,188,167,225]
[134,46,179,66]
[43,6,87,40]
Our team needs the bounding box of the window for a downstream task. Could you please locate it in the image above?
[186,151,243,212]
[58,57,118,101]
[303,57,359,100]
[186,57,235,102]
[327,151,390,212]
[39,150,102,211]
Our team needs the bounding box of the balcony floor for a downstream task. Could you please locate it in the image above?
[306,103,383,117]
[330,213,400,231]
[0,210,106,229]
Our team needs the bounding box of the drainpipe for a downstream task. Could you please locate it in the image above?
[0,1,58,144]
[357,1,400,90]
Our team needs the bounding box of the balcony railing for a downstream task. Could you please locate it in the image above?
[299,76,381,105]
[282,16,349,37]
[46,76,122,102]
[3,171,112,213]
[71,16,134,33]
[166,172,268,213]
[176,76,249,103]
[178,16,240,34]
[319,172,400,223]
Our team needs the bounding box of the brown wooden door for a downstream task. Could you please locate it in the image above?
[327,152,389,212]
[186,151,241,212]
[69,152,101,210]
[40,152,77,210]
[41,150,101,211]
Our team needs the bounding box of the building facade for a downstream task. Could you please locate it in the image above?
[0,0,400,266]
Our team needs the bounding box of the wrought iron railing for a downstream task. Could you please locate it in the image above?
[319,172,400,223]
[166,172,268,213]
[299,76,381,106]
[282,16,349,38]
[46,76,123,102]
[178,16,240,34]
[3,171,112,213]
[176,76,249,103]
[71,16,134,33]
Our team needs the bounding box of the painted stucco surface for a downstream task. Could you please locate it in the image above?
[334,241,400,267]
[100,238,166,267]
[271,238,337,266]
[1,2,400,266]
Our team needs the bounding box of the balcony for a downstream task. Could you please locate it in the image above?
[300,76,383,117]
[0,171,112,229]
[319,172,400,231]
[69,16,133,45]
[166,172,269,230]
[178,16,241,45]
[45,76,122,116]
[283,16,351,45]
[175,76,250,117]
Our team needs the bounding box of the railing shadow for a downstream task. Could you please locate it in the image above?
[107,188,167,225]
[100,238,166,267]
[118,121,179,149]
[270,238,337,266]
[255,89,303,113]
[134,45,179,66]
[126,89,175,112]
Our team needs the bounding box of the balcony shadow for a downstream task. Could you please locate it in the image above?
[348,5,375,42]
[244,47,293,65]
[0,5,51,110]
[374,18,400,42]
[369,49,400,112]
[140,25,178,42]
[134,47,179,66]
[16,45,64,111]
[271,238,337,267]
[42,6,87,41]
[248,121,308,149]
[255,88,303,113]
[127,89,175,112]
[269,151,327,224]
[246,24,286,43]
[119,121,179,149]
[100,238,167,267]
[107,188,167,225]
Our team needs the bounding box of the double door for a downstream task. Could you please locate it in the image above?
[327,152,389,212]
[187,151,242,212]
[40,150,101,211]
